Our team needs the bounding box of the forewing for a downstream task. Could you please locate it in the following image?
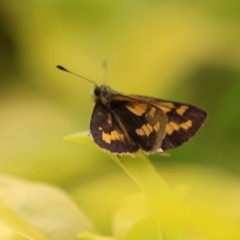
[107,95,168,153]
[90,103,139,155]
[130,95,207,150]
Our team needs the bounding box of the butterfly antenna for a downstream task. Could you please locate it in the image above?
[56,65,97,85]
[102,60,107,85]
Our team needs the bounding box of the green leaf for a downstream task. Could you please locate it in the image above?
[113,194,161,240]
[0,175,94,240]
[65,132,169,202]
[64,131,93,146]
[0,201,48,240]
[66,132,171,240]
[78,231,113,240]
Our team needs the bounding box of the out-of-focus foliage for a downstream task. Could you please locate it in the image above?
[0,0,240,239]
[0,175,94,240]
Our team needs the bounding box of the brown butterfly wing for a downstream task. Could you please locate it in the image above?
[90,95,168,154]
[130,95,207,150]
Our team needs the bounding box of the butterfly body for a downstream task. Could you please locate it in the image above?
[56,65,207,156]
[90,85,207,156]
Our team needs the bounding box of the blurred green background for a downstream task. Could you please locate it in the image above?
[1,0,240,237]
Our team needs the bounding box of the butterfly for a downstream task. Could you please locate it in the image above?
[57,65,207,156]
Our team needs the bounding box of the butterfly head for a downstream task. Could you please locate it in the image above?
[56,65,117,106]
[93,85,117,105]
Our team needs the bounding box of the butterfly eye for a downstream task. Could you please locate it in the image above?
[94,87,101,96]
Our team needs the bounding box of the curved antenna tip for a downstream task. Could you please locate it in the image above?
[56,65,97,85]
[56,65,67,71]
